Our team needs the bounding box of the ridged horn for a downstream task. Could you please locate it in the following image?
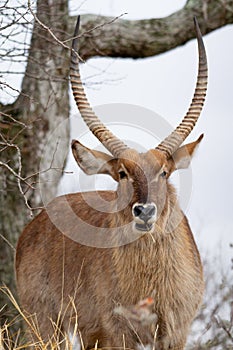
[70,16,130,158]
[156,17,208,158]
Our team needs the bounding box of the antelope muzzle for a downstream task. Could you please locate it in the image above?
[132,203,157,232]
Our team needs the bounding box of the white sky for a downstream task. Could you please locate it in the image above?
[60,0,233,267]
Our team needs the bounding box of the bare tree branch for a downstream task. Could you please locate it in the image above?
[67,0,233,60]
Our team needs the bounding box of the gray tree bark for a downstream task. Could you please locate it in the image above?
[0,0,233,329]
[70,0,233,60]
[0,0,70,327]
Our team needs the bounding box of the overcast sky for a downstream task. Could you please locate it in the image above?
[58,0,233,267]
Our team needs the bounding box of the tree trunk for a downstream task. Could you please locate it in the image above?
[0,0,70,327]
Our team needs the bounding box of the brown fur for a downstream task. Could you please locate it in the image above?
[16,146,204,350]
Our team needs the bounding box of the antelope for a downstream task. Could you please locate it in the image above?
[15,16,207,350]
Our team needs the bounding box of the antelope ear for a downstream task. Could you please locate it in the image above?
[71,140,119,181]
[168,134,204,172]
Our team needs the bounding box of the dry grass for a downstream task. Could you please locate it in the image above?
[0,286,83,350]
[0,249,232,350]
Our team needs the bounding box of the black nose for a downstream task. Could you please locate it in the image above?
[133,203,156,223]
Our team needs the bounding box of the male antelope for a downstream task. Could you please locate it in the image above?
[16,17,207,350]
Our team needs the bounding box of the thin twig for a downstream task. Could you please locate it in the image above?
[27,0,78,55]
[27,0,126,62]
[0,81,34,101]
[0,233,15,252]
[63,12,127,43]
[214,315,233,342]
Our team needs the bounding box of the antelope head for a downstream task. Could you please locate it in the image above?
[70,17,207,234]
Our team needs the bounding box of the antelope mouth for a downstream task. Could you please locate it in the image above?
[135,222,154,232]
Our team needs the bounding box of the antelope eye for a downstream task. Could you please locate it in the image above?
[119,170,127,180]
[160,170,167,178]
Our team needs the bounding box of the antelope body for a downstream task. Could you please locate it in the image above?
[16,17,207,350]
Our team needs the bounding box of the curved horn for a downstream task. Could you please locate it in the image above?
[156,17,208,158]
[70,16,130,158]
